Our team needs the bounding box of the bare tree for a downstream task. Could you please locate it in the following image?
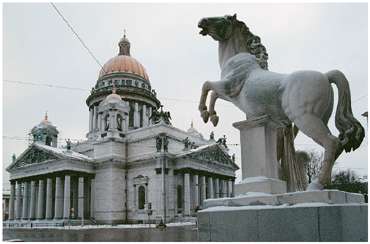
[295,150,323,184]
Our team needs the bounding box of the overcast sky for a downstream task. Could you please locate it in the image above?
[3,3,368,190]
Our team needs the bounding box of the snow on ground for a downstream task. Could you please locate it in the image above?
[7,222,196,230]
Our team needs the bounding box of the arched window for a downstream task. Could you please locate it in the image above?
[177,185,183,209]
[138,186,145,210]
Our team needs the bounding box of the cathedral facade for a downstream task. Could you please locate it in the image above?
[5,34,238,225]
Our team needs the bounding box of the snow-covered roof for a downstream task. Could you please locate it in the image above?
[34,143,92,162]
[176,142,219,157]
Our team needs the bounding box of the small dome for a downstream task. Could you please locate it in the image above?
[33,113,56,130]
[101,93,122,105]
[187,121,203,139]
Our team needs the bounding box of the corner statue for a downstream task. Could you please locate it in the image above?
[197,14,364,190]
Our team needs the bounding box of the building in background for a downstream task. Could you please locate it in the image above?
[5,34,238,226]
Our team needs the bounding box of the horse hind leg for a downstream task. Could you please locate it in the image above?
[292,113,340,190]
[209,92,219,126]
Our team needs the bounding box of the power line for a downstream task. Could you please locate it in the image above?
[50,2,106,73]
[5,79,368,108]
[4,79,88,91]
[3,79,219,104]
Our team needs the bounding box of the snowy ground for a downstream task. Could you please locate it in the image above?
[5,221,196,230]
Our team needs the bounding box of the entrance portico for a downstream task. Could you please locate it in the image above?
[8,171,94,223]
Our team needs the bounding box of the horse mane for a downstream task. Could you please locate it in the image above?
[234,20,269,70]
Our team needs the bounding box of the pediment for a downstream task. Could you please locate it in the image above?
[7,145,59,171]
[180,144,238,169]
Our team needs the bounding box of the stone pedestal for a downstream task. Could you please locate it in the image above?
[233,116,286,194]
[198,203,368,241]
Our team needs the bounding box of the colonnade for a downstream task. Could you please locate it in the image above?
[8,174,93,221]
[182,172,234,215]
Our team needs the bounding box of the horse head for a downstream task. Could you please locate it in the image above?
[198,14,238,42]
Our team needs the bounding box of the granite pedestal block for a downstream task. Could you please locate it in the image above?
[198,203,368,241]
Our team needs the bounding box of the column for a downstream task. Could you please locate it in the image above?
[63,175,71,219]
[89,108,93,132]
[36,179,45,219]
[90,178,95,218]
[201,176,207,204]
[143,104,149,127]
[9,182,15,220]
[54,176,63,219]
[45,178,53,219]
[29,180,36,219]
[214,178,220,198]
[92,106,96,131]
[134,102,140,128]
[193,174,199,208]
[228,180,234,197]
[184,173,191,216]
[22,181,30,219]
[78,177,84,219]
[15,181,22,219]
[97,113,101,132]
[220,180,224,198]
[208,177,214,199]
[148,107,153,124]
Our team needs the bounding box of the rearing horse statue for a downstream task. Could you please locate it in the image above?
[198,14,364,190]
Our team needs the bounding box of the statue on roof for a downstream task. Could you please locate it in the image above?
[150,105,172,125]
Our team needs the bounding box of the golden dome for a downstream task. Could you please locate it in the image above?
[98,55,149,81]
[98,33,149,81]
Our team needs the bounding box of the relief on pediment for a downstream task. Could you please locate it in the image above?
[11,148,58,169]
[188,146,232,165]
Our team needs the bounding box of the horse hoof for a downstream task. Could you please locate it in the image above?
[201,110,209,123]
[306,180,324,191]
[210,114,219,127]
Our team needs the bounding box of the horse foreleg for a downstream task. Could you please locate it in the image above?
[209,92,219,126]
[199,81,212,123]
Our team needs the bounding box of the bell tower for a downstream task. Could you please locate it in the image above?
[30,112,59,147]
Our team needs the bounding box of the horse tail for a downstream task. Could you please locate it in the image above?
[325,70,365,152]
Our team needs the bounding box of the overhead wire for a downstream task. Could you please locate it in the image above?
[4,79,368,107]
[49,2,106,73]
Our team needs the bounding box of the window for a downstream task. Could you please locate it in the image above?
[104,114,110,131]
[45,136,52,146]
[117,114,123,131]
[129,102,134,127]
[177,185,183,210]
[138,186,145,210]
[139,104,143,127]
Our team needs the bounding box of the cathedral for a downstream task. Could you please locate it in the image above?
[5,34,238,226]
